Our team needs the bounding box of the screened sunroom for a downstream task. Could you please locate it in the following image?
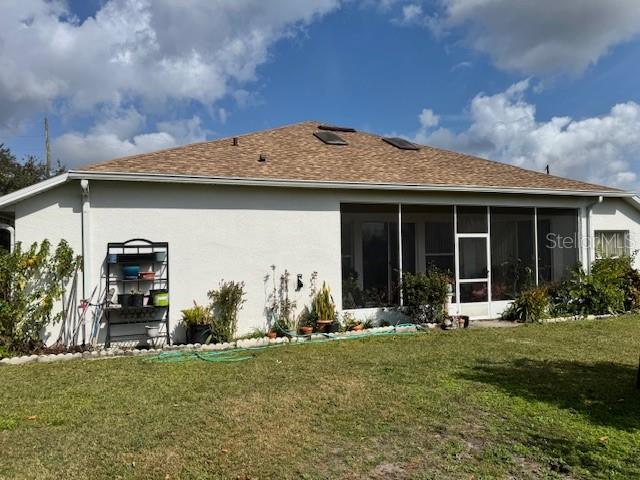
[340,203,579,318]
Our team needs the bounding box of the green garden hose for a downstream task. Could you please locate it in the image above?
[144,323,427,364]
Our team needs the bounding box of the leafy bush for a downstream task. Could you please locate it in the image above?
[501,286,550,322]
[0,240,81,354]
[402,269,451,324]
[548,257,640,317]
[208,280,246,343]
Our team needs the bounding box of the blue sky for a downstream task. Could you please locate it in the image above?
[2,0,640,190]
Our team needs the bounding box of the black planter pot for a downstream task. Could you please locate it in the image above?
[187,324,211,344]
[328,322,341,333]
[117,294,132,307]
[130,294,144,307]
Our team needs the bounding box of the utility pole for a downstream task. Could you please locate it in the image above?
[44,117,51,177]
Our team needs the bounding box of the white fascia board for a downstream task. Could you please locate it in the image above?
[68,170,633,198]
[0,173,69,209]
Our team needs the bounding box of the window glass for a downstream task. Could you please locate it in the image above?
[460,282,488,303]
[490,207,535,300]
[595,231,630,258]
[459,237,488,279]
[0,229,10,251]
[457,206,488,233]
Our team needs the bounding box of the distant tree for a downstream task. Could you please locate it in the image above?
[0,144,65,196]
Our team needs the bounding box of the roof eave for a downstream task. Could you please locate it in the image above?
[68,170,631,198]
[0,173,70,209]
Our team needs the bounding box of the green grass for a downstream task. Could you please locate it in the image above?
[1,316,640,479]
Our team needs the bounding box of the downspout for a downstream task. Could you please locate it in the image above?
[80,179,91,346]
[585,195,603,273]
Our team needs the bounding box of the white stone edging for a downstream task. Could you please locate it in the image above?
[0,325,422,367]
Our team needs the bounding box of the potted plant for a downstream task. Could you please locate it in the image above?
[297,306,315,335]
[130,289,145,307]
[312,282,335,333]
[181,302,210,344]
[342,312,363,331]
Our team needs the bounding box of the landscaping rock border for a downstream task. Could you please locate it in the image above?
[0,324,425,367]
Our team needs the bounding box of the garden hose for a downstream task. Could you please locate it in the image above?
[144,323,427,364]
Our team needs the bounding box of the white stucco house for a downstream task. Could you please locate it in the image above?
[1,121,639,346]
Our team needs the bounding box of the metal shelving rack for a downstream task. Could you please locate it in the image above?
[104,239,170,348]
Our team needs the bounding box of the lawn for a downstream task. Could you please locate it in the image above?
[1,317,639,480]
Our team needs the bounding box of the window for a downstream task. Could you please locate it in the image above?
[537,208,579,283]
[490,207,535,300]
[595,231,629,258]
[0,225,13,252]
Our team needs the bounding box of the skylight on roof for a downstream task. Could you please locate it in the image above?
[382,137,419,151]
[317,124,356,133]
[314,131,348,145]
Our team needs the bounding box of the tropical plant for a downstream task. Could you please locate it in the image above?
[0,239,81,354]
[341,311,361,330]
[501,286,550,323]
[208,280,246,343]
[297,305,316,329]
[181,302,210,326]
[312,282,335,321]
[401,269,451,324]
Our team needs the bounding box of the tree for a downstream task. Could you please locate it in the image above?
[0,144,65,196]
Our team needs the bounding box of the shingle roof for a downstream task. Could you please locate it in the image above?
[79,121,618,193]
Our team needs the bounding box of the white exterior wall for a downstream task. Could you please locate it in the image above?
[13,181,83,345]
[10,178,640,345]
[591,198,640,268]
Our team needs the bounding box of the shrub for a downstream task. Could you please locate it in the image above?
[549,257,640,317]
[208,280,246,343]
[402,269,451,324]
[501,286,549,323]
[0,240,81,354]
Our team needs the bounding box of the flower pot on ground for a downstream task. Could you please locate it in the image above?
[267,330,278,339]
[181,302,211,344]
[352,324,364,331]
[299,326,313,335]
[312,282,336,332]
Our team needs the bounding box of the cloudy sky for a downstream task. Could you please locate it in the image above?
[2,0,640,191]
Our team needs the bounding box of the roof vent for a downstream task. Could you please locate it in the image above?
[314,131,348,145]
[317,124,356,133]
[382,137,419,151]
[232,137,239,146]
[258,153,267,162]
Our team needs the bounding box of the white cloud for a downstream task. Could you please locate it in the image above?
[53,111,209,167]
[0,0,341,128]
[416,81,640,191]
[418,108,439,128]
[400,0,640,75]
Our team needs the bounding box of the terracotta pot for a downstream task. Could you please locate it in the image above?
[316,320,332,333]
[267,331,278,339]
[299,326,313,335]
[351,324,364,331]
